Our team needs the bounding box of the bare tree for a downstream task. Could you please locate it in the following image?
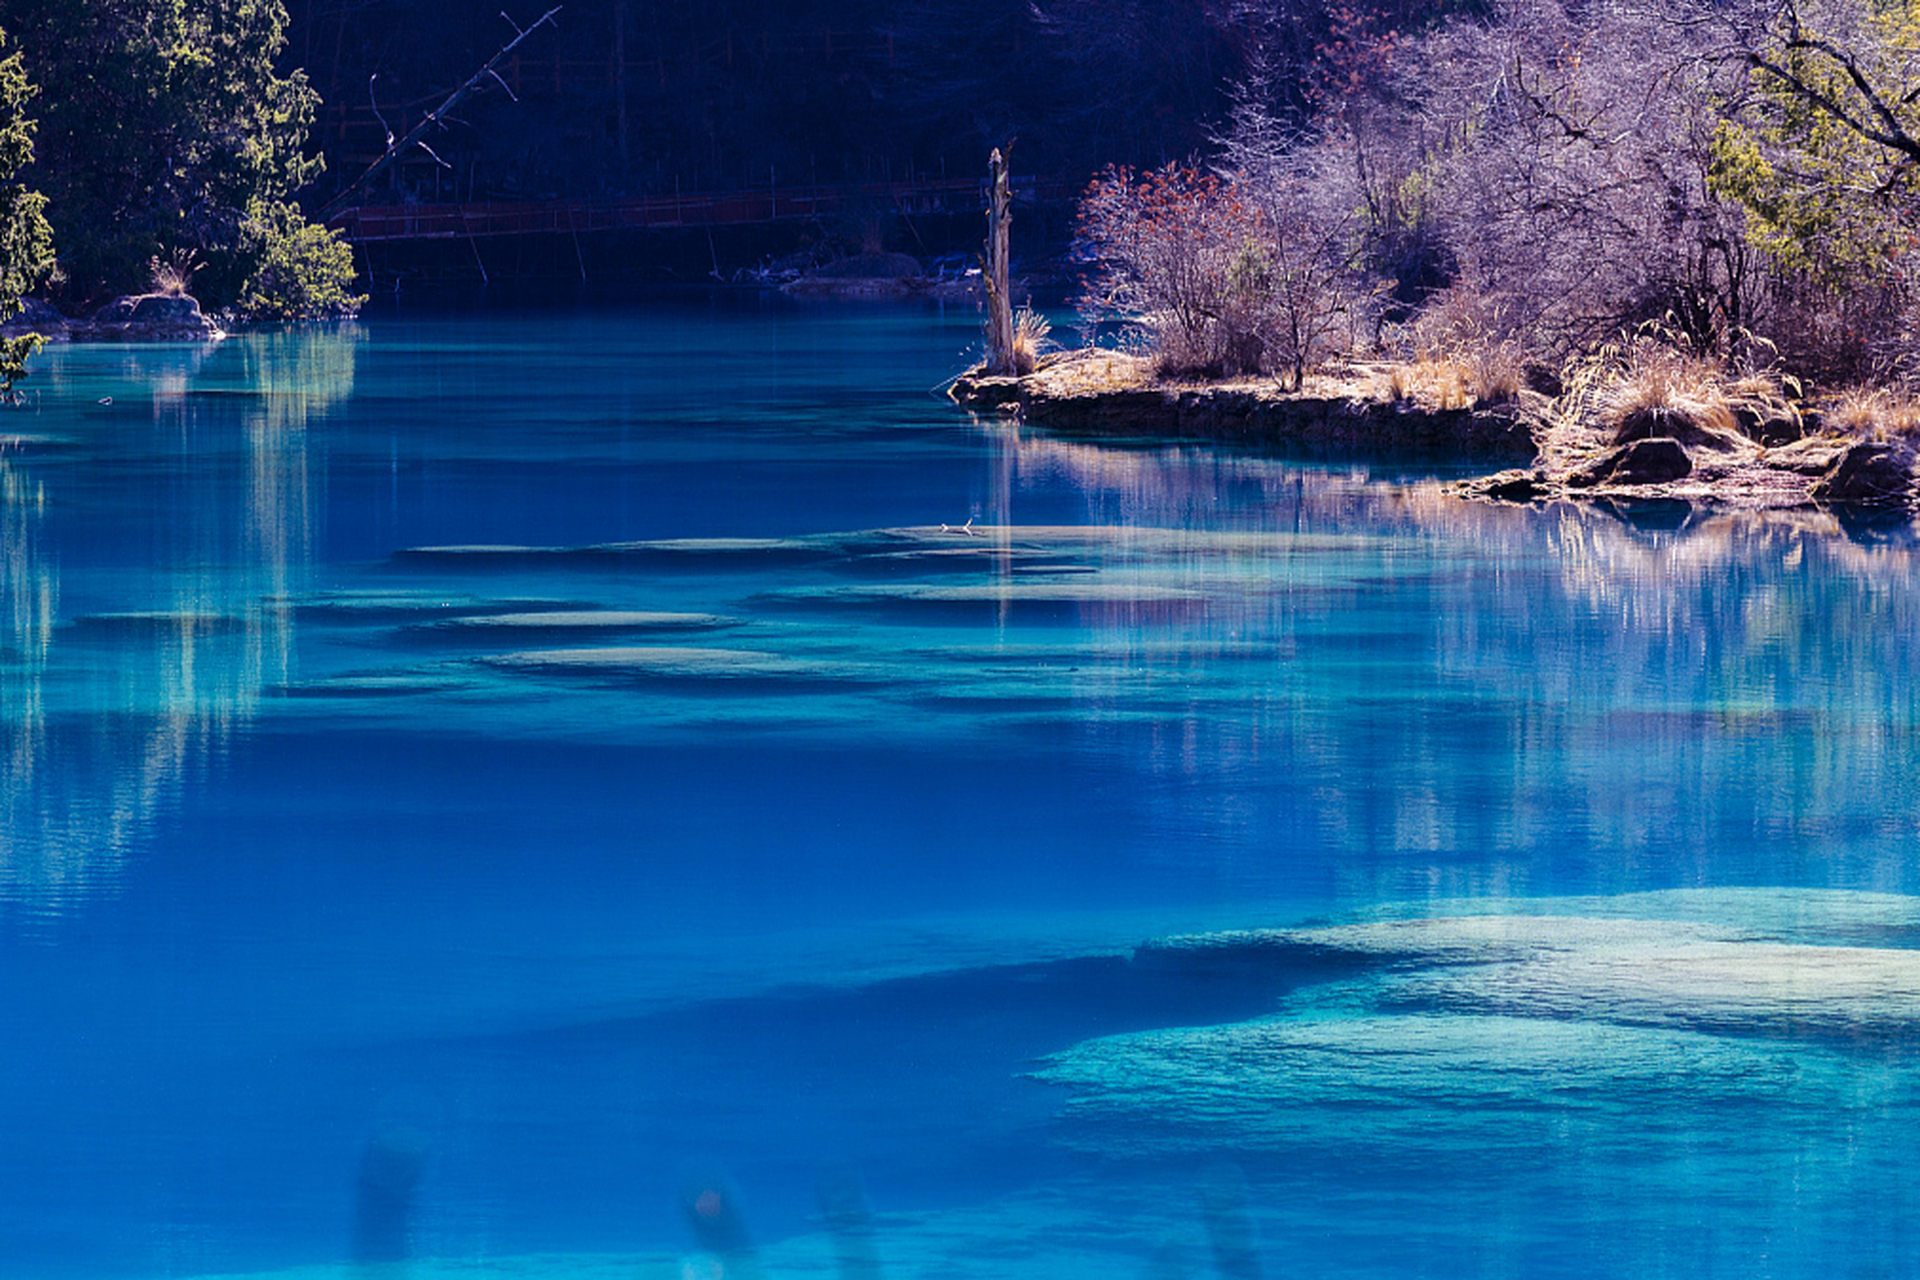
[1368,0,1756,360]
[983,147,1018,374]
[1223,112,1374,387]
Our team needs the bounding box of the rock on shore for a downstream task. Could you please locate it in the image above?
[0,297,70,342]
[76,294,224,341]
[1462,420,1915,510]
[1,293,224,343]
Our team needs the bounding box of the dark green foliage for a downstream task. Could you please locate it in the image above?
[0,0,324,306]
[278,0,1506,212]
[0,26,51,400]
[234,198,365,320]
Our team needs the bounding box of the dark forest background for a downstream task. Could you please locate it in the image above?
[287,0,1474,205]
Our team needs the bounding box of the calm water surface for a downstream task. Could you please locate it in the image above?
[4,297,1920,1280]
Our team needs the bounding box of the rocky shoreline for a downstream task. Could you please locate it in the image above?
[950,350,1917,511]
[4,293,224,343]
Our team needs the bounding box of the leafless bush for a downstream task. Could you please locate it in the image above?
[1077,141,1370,388]
[1225,124,1376,389]
[1756,274,1916,390]
[1076,164,1276,378]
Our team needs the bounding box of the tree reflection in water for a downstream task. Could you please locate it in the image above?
[0,327,360,914]
[985,425,1920,898]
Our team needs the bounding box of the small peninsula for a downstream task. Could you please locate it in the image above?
[953,349,1917,511]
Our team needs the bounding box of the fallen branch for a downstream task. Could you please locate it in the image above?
[321,7,562,218]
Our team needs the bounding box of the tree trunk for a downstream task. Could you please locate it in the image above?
[613,1,630,170]
[985,147,1016,374]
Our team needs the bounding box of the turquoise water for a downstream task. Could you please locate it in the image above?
[4,298,1920,1279]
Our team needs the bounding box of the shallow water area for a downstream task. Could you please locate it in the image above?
[4,295,1920,1279]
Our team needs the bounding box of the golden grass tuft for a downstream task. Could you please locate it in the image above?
[1591,339,1750,444]
[1379,281,1525,410]
[1377,345,1522,411]
[147,249,201,298]
[1822,387,1920,441]
[1010,308,1052,376]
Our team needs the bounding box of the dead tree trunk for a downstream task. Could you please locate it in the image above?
[321,8,563,218]
[984,147,1016,374]
[613,0,630,169]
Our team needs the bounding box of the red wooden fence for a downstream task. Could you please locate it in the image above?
[326,178,1072,243]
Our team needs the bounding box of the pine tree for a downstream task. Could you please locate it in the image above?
[0,25,53,398]
[0,0,348,311]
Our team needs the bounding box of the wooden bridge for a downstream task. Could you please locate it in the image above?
[325,178,1072,245]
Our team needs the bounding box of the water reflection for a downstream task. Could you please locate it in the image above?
[9,317,1920,1279]
[353,1127,428,1272]
[0,327,359,914]
[985,427,1920,899]
[0,449,64,905]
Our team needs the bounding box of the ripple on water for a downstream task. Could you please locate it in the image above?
[400,611,740,646]
[482,645,882,689]
[64,610,252,637]
[753,581,1212,625]
[278,592,600,624]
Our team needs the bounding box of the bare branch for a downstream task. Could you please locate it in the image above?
[322,7,561,216]
[1767,31,1920,162]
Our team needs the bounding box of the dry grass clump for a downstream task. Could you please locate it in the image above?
[148,249,200,298]
[1009,308,1052,376]
[1552,328,1806,451]
[1023,347,1154,395]
[1821,387,1920,441]
[1595,340,1738,439]
[1377,281,1525,410]
[1377,344,1523,410]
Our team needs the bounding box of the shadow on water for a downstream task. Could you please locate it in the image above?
[1831,501,1920,546]
[661,1156,1274,1280]
[352,1128,428,1271]
[1591,495,1696,534]
[816,1165,883,1280]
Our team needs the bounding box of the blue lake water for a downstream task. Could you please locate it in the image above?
[5,297,1920,1280]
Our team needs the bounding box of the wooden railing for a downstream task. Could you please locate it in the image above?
[325,178,1074,243]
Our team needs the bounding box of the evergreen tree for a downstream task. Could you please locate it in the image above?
[0,25,52,397]
[0,0,350,312]
[1708,0,1920,293]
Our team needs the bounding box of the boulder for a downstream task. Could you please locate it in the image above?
[1612,404,1750,454]
[129,294,205,323]
[1521,363,1564,398]
[1568,436,1693,488]
[1470,469,1551,502]
[805,251,924,280]
[1763,435,1852,476]
[76,293,222,341]
[0,296,67,341]
[1733,404,1803,447]
[784,252,930,296]
[1810,442,1917,506]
